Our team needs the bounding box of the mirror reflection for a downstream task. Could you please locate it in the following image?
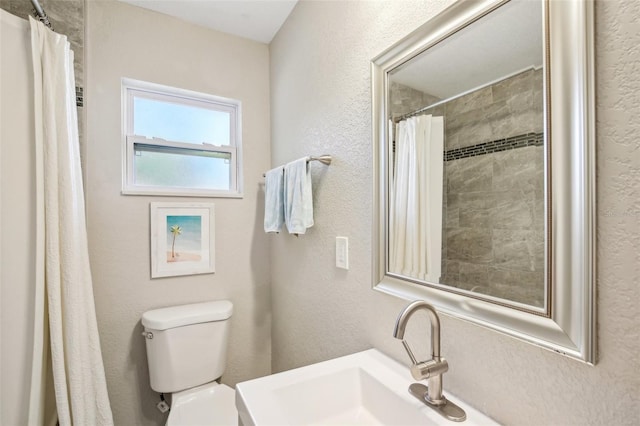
[387,0,545,308]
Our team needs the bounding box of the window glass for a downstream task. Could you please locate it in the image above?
[122,79,242,197]
[133,97,231,145]
[133,143,231,190]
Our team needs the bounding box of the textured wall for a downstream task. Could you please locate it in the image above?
[270,0,640,425]
[85,1,271,424]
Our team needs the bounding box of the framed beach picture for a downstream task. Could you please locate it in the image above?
[150,202,215,278]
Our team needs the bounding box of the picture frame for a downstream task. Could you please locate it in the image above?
[150,202,215,278]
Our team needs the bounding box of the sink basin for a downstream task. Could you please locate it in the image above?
[235,349,499,425]
[266,367,424,425]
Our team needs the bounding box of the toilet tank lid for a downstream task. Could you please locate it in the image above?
[142,300,233,330]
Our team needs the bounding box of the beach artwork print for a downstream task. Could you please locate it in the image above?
[150,202,215,278]
[166,215,202,263]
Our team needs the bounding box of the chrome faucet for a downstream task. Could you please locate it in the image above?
[393,300,466,422]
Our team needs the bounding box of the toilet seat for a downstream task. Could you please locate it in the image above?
[166,382,237,426]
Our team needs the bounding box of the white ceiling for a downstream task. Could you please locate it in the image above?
[118,0,298,44]
[118,0,541,98]
[391,0,543,100]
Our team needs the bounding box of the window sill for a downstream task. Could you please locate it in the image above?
[121,187,243,199]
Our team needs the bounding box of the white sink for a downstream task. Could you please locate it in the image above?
[235,349,499,425]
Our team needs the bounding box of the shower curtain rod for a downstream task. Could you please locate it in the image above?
[395,101,440,122]
[30,0,52,29]
[394,65,541,122]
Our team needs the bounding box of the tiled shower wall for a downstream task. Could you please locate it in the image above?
[391,68,545,307]
[389,81,440,120]
[445,68,543,150]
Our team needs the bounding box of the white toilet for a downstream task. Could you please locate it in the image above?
[142,300,237,425]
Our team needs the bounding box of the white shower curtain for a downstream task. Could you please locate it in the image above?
[29,17,114,426]
[390,115,444,282]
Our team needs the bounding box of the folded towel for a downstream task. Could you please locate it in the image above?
[264,166,285,233]
[284,157,314,235]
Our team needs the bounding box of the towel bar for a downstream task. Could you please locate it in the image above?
[262,155,332,177]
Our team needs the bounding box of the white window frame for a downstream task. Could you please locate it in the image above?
[122,78,243,198]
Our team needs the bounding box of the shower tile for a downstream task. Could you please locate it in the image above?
[446,227,493,264]
[492,190,536,230]
[439,66,545,307]
[446,86,493,116]
[448,155,493,193]
[459,262,489,287]
[447,108,494,148]
[488,267,545,308]
[441,260,460,285]
[492,146,543,192]
[483,99,511,122]
[492,229,542,272]
[492,69,533,102]
[445,192,460,228]
[458,191,496,228]
[389,82,441,119]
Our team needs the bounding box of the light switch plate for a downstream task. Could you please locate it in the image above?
[336,236,349,269]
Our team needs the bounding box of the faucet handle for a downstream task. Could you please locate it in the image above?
[410,358,449,381]
[401,338,449,381]
[401,339,418,364]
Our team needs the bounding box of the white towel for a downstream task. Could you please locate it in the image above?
[264,166,285,233]
[284,157,314,234]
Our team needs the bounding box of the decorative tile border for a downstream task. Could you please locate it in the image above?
[76,86,83,107]
[445,132,543,161]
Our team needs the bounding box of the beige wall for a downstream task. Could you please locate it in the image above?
[85,1,271,424]
[270,0,640,425]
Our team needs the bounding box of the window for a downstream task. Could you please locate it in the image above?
[122,79,242,197]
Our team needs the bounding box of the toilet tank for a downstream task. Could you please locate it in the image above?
[141,300,233,393]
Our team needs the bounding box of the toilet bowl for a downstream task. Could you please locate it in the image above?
[141,300,237,426]
[166,382,237,426]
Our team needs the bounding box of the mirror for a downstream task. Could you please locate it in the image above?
[388,0,545,309]
[372,0,595,363]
